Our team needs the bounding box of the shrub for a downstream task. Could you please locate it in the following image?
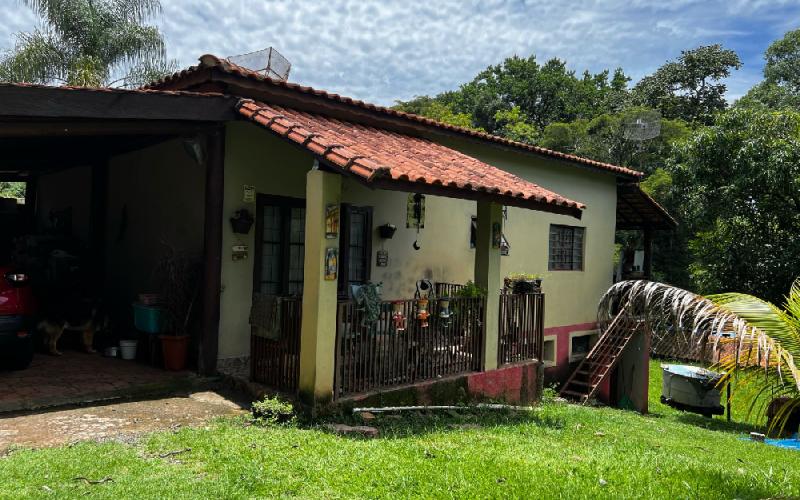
[251,396,296,426]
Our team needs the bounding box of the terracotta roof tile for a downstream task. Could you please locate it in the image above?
[145,55,642,179]
[238,100,585,217]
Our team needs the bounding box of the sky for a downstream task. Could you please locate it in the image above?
[1,0,798,106]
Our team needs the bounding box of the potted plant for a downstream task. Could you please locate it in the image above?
[505,272,543,294]
[153,246,201,371]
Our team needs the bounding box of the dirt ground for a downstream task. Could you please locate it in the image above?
[0,391,247,451]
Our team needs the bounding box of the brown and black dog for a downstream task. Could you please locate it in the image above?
[38,298,109,355]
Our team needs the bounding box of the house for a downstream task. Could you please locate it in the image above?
[0,55,674,408]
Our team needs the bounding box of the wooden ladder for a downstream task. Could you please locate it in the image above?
[559,309,638,403]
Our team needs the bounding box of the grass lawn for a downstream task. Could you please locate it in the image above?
[1,361,798,499]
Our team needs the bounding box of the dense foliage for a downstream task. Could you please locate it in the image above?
[394,30,800,302]
[0,0,175,87]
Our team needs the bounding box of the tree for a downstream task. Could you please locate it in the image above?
[394,55,631,135]
[0,0,175,87]
[668,107,800,304]
[632,45,741,124]
[737,29,800,111]
[764,28,800,91]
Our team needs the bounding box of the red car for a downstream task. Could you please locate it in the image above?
[0,266,35,369]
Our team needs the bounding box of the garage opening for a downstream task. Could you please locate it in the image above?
[0,85,233,413]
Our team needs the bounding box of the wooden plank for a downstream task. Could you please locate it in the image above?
[198,127,225,375]
[0,120,221,137]
[0,85,236,121]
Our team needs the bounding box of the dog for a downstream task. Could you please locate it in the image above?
[38,299,109,355]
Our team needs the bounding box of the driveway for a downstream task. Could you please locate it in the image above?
[0,391,246,451]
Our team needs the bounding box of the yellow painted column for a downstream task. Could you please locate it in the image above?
[474,201,503,371]
[299,168,341,406]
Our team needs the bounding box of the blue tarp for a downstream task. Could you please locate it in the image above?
[765,436,800,450]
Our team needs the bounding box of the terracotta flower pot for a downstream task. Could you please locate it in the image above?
[160,335,189,371]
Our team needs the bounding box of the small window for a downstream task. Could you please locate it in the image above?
[569,330,599,362]
[470,216,510,256]
[542,335,557,367]
[549,225,584,271]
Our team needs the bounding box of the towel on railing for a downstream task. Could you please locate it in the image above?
[250,293,282,340]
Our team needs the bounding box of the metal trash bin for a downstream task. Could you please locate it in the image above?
[661,364,725,417]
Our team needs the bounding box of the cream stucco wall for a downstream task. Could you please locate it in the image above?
[432,136,618,328]
[217,124,618,360]
[218,122,314,360]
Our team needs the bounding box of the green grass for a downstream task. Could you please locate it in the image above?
[1,362,798,499]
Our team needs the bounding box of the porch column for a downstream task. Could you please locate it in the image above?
[642,227,653,280]
[299,168,341,406]
[199,128,225,376]
[474,201,503,371]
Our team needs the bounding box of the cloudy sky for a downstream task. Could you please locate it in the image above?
[1,0,798,105]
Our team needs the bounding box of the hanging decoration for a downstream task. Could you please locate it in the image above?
[376,249,389,267]
[324,247,338,280]
[407,194,425,250]
[414,279,434,328]
[416,298,430,328]
[325,204,340,239]
[438,297,452,327]
[391,300,406,331]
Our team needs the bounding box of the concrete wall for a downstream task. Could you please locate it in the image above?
[218,122,313,360]
[105,138,206,325]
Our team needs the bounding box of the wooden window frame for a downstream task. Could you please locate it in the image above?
[338,204,373,298]
[548,224,585,271]
[252,193,306,297]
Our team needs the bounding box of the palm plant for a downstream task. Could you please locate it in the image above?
[598,279,800,435]
[0,0,175,87]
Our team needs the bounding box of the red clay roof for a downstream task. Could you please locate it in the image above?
[146,55,642,179]
[238,99,585,217]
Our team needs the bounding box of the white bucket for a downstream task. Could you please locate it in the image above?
[119,340,138,360]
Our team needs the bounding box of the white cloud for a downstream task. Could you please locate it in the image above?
[0,0,796,104]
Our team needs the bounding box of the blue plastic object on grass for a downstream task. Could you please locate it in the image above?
[764,435,800,451]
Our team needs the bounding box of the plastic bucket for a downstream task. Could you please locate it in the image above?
[133,303,165,333]
[119,340,138,360]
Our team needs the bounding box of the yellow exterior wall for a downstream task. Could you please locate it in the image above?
[219,122,314,360]
[425,136,618,328]
[218,124,617,361]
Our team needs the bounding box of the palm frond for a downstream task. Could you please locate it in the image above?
[598,280,800,426]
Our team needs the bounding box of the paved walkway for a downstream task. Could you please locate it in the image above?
[0,391,246,450]
[0,352,196,413]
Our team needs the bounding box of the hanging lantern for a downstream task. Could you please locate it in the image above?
[392,300,406,332]
[416,298,430,328]
[438,297,451,326]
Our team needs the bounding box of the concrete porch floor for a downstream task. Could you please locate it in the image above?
[0,352,201,414]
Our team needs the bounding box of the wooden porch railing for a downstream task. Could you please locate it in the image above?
[334,296,485,399]
[498,292,545,366]
[250,297,302,392]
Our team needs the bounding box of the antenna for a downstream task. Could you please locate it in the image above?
[226,47,291,81]
[623,109,661,141]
